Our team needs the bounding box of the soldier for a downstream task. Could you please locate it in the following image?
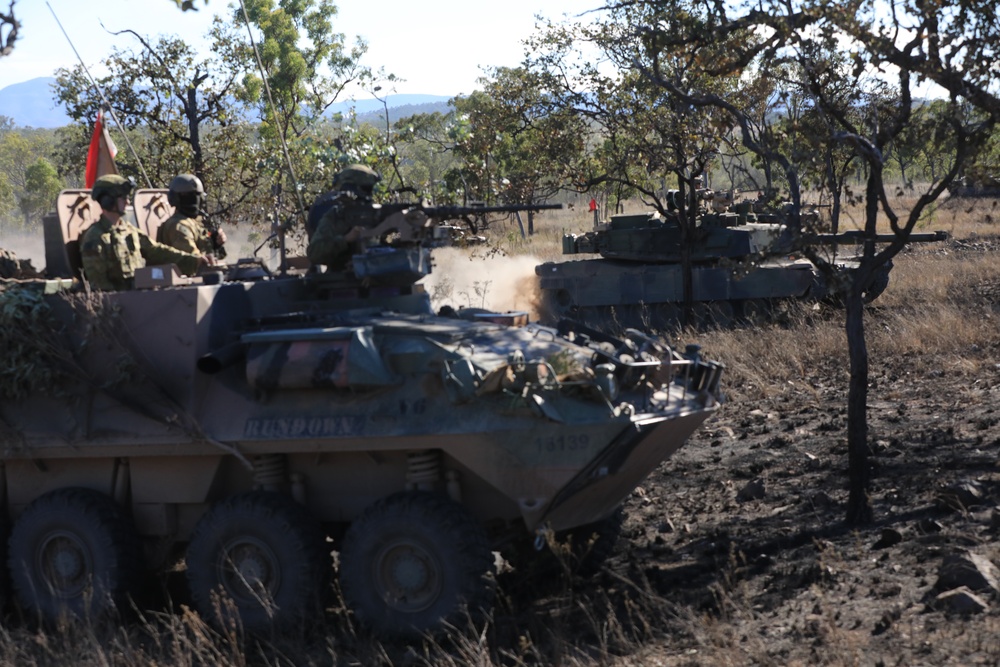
[306,164,381,270]
[157,173,227,261]
[80,174,204,291]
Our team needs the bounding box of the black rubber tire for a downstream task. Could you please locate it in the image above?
[339,491,496,640]
[185,491,330,634]
[7,487,142,623]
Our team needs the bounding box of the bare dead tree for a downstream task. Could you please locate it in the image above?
[0,1,18,57]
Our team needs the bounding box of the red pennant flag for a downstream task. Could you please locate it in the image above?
[84,110,119,188]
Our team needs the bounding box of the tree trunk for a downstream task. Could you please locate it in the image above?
[187,87,203,179]
[844,287,873,524]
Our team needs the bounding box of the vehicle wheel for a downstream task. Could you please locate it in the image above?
[339,491,496,640]
[694,301,734,330]
[652,303,682,331]
[738,299,772,326]
[185,491,330,634]
[8,487,142,623]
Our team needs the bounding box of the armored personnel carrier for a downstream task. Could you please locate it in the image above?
[536,193,946,330]
[0,190,723,639]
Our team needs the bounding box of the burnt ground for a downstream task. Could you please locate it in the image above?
[615,360,1000,666]
[499,346,1000,666]
[483,254,1000,666]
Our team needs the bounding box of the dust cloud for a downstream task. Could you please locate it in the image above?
[421,247,545,320]
[1,228,46,266]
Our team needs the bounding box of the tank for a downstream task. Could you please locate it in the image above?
[535,192,947,330]
[1,189,723,639]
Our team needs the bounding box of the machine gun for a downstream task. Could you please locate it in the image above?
[307,195,562,238]
[357,201,564,246]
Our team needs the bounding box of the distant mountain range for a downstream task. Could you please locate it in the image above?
[0,78,70,128]
[0,77,454,129]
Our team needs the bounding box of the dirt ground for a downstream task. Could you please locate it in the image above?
[487,240,1000,667]
[617,358,1000,665]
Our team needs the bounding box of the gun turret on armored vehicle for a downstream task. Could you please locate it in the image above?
[0,185,723,639]
[536,191,947,330]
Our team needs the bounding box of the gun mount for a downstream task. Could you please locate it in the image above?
[536,193,948,331]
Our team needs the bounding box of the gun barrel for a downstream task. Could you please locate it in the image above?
[427,203,564,216]
[808,230,949,244]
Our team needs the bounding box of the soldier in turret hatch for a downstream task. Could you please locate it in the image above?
[306,164,382,270]
[158,173,227,261]
[80,175,205,291]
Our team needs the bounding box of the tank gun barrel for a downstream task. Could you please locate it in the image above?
[804,230,949,244]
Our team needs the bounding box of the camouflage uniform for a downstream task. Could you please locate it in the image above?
[80,214,200,291]
[160,173,225,261]
[157,212,215,259]
[306,195,378,269]
[306,164,382,270]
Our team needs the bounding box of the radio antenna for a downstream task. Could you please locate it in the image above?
[46,1,152,187]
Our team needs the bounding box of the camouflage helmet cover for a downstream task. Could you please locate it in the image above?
[92,174,134,206]
[333,164,381,191]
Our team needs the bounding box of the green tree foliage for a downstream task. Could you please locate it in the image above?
[0,123,61,229]
[52,29,259,223]
[520,5,750,218]
[52,0,377,240]
[611,0,999,524]
[506,4,749,299]
[208,0,376,232]
[450,67,587,220]
[391,110,461,202]
[19,158,62,227]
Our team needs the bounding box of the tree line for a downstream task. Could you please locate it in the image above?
[0,0,996,237]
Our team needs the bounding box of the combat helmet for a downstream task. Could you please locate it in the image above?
[168,173,207,212]
[92,174,134,210]
[332,164,381,195]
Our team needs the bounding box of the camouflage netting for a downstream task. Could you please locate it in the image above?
[0,284,79,400]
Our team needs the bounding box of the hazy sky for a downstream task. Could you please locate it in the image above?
[1,0,593,97]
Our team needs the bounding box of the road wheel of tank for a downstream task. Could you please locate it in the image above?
[653,303,684,331]
[339,491,496,640]
[738,299,772,326]
[8,487,142,623]
[694,301,734,330]
[185,491,330,634]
